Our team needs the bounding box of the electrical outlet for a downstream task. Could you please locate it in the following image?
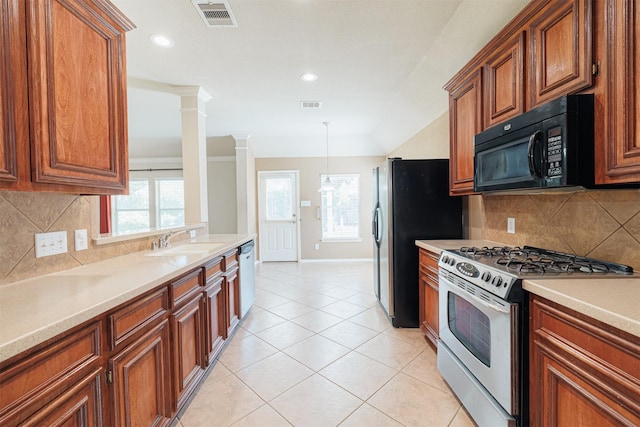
[315,243,320,250]
[507,217,516,234]
[75,229,88,251]
[189,229,196,238]
[35,231,68,258]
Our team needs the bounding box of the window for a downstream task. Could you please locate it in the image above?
[157,179,185,228]
[265,177,293,221]
[112,179,151,233]
[111,173,184,233]
[320,174,360,240]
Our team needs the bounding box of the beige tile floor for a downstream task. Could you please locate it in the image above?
[176,261,476,427]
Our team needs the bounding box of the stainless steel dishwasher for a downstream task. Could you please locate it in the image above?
[239,240,255,317]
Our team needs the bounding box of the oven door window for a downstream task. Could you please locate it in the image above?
[447,292,491,367]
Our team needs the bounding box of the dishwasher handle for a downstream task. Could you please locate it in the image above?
[240,240,255,254]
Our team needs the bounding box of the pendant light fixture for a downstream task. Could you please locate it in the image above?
[319,121,334,192]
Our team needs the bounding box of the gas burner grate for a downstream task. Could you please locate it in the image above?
[456,245,633,276]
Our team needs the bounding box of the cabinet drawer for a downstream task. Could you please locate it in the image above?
[223,250,238,271]
[108,286,169,350]
[0,322,102,425]
[18,369,102,427]
[172,268,203,307]
[204,256,223,283]
[419,249,439,275]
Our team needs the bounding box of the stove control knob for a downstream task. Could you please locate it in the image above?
[481,271,492,282]
[448,257,456,266]
[492,276,503,287]
[442,255,449,265]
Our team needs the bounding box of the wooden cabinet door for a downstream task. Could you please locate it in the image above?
[530,296,640,426]
[109,320,172,427]
[528,0,593,109]
[224,266,240,336]
[594,0,640,184]
[204,276,226,365]
[171,295,205,410]
[446,67,483,196]
[484,32,526,127]
[0,0,28,186]
[0,322,103,426]
[20,370,103,427]
[25,0,131,194]
[418,248,440,350]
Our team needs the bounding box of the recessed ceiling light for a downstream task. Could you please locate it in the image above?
[300,72,318,82]
[149,34,174,48]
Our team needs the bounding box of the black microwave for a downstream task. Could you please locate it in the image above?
[474,94,594,193]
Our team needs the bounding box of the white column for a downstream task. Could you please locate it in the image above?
[233,134,255,234]
[175,86,211,225]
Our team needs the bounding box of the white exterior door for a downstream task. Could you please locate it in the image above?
[258,171,299,262]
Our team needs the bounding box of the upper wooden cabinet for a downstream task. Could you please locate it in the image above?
[0,0,134,195]
[443,0,627,195]
[594,0,640,184]
[445,67,483,196]
[528,0,593,109]
[484,31,526,127]
[0,0,28,184]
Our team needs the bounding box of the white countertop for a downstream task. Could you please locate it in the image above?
[524,278,640,338]
[415,239,640,338]
[0,234,254,363]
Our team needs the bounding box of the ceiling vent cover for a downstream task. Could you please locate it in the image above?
[191,0,238,28]
[301,101,322,109]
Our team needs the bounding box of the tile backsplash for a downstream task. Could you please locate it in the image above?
[0,191,193,285]
[2,188,639,284]
[481,189,640,271]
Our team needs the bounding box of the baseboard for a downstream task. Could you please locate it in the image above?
[298,258,374,263]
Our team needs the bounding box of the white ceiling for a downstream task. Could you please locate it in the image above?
[113,0,529,159]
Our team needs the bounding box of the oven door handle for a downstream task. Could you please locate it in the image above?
[527,130,543,178]
[443,278,512,314]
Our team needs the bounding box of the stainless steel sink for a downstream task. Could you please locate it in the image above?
[145,242,227,257]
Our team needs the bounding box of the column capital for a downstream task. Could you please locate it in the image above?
[173,85,212,103]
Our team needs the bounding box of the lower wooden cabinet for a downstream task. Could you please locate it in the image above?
[224,266,240,337]
[0,246,249,425]
[0,322,103,426]
[204,275,227,364]
[21,370,103,427]
[529,295,640,426]
[108,320,172,427]
[223,250,241,337]
[418,248,440,350]
[171,294,205,410]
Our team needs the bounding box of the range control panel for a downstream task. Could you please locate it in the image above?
[438,251,518,300]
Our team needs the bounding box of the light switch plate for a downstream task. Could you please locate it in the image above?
[35,231,68,258]
[507,217,516,234]
[75,229,88,251]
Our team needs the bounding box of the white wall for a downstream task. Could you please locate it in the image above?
[207,158,237,233]
[255,156,384,260]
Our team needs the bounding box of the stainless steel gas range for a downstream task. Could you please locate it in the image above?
[436,246,634,427]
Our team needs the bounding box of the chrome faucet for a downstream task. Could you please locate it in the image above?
[158,229,192,249]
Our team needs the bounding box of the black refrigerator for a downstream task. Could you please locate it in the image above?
[372,158,462,328]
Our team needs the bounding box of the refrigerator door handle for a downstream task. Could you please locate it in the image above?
[372,209,377,240]
[374,205,383,245]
